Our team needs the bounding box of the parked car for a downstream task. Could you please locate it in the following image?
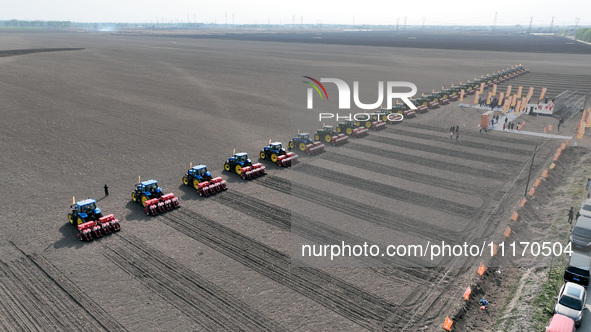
[564,251,591,286]
[546,313,576,332]
[570,215,591,251]
[579,198,591,218]
[554,282,586,327]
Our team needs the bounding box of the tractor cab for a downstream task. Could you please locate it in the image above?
[233,153,250,164]
[298,133,311,142]
[76,199,101,217]
[268,142,284,152]
[137,180,162,197]
[189,165,211,179]
[323,125,336,134]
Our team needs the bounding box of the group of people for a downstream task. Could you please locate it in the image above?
[449,125,460,140]
[478,96,499,110]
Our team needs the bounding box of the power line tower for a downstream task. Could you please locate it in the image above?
[550,16,555,31]
[492,12,497,30]
[527,16,533,33]
[396,18,400,31]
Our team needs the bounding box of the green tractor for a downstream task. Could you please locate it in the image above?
[314,125,349,146]
[336,120,369,137]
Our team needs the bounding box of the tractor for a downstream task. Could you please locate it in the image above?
[336,120,369,137]
[260,141,298,167]
[224,152,266,179]
[288,133,326,156]
[183,164,227,197]
[355,115,387,130]
[131,179,180,215]
[391,104,416,118]
[459,82,475,96]
[373,109,403,124]
[431,91,448,106]
[424,94,440,109]
[446,86,461,101]
[412,97,430,113]
[314,125,349,146]
[68,197,120,241]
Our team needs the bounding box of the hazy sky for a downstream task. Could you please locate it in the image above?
[2,0,590,26]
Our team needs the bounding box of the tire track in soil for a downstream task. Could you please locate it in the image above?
[213,190,442,309]
[388,127,535,155]
[256,175,460,243]
[365,135,522,167]
[103,234,285,332]
[160,208,401,331]
[343,142,506,179]
[213,190,440,272]
[318,151,491,196]
[0,254,121,332]
[293,163,477,216]
[28,254,128,331]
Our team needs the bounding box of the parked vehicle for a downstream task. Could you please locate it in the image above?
[554,282,586,327]
[564,251,591,286]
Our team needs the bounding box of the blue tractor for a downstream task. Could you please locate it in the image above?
[68,198,103,225]
[260,141,298,166]
[224,152,252,175]
[288,132,325,155]
[131,179,163,207]
[224,152,266,179]
[183,164,212,190]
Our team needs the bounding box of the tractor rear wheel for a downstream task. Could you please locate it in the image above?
[382,115,388,122]
[141,195,149,207]
[224,163,231,172]
[235,165,242,175]
[260,151,266,159]
[131,192,137,202]
[68,213,74,224]
[193,179,200,190]
[324,134,332,143]
[364,121,372,128]
[182,176,189,185]
[271,154,278,163]
[298,142,306,152]
[76,216,84,225]
[346,127,353,135]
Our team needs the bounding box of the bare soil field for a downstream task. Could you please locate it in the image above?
[0,31,590,331]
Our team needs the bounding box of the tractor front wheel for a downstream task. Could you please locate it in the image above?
[182,176,189,185]
[224,163,231,172]
[314,133,320,141]
[289,141,294,149]
[193,179,200,190]
[336,127,342,133]
[235,165,242,175]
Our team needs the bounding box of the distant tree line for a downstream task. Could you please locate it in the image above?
[575,28,591,42]
[1,20,72,28]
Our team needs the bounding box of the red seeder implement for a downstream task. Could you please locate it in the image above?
[240,163,266,179]
[197,177,228,196]
[77,214,120,241]
[144,193,180,216]
[277,152,299,166]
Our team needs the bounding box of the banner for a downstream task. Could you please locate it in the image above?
[539,87,547,100]
[510,95,517,107]
[492,84,497,95]
[473,91,480,104]
[503,99,509,112]
[506,85,512,95]
[498,92,504,106]
[479,82,485,94]
[515,100,521,114]
[486,92,492,105]
[527,87,534,98]
[517,86,523,98]
[521,97,527,111]
[459,89,465,102]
